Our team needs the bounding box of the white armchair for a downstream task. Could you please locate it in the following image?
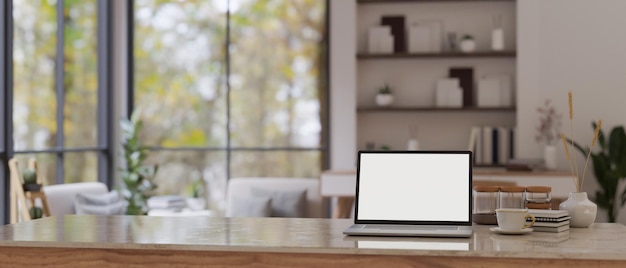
[43,182,109,216]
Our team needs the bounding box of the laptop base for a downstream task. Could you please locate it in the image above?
[343,224,472,238]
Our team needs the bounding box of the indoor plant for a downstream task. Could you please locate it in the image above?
[568,122,626,223]
[536,99,562,170]
[375,83,394,107]
[120,113,159,215]
[560,92,599,227]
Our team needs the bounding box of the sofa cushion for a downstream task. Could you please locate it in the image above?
[226,178,326,218]
[74,200,127,215]
[251,187,307,217]
[75,190,122,206]
[74,191,126,215]
[226,196,272,218]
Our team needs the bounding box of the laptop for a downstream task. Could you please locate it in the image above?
[343,150,473,237]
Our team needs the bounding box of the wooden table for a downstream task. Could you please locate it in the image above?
[1,215,626,267]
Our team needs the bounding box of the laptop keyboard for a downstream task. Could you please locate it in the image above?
[373,225,459,231]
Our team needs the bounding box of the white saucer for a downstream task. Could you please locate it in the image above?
[489,227,533,235]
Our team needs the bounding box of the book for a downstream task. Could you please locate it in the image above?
[482,126,493,165]
[528,209,569,218]
[530,219,570,227]
[532,225,570,233]
[534,215,571,222]
[498,127,510,165]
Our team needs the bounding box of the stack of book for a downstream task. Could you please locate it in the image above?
[527,209,571,233]
[147,195,186,211]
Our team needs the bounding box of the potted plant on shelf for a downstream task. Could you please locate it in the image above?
[186,178,207,211]
[376,83,394,107]
[22,168,41,192]
[459,34,476,53]
[120,112,159,215]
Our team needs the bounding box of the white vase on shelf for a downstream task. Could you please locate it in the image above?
[559,192,597,228]
[544,145,557,170]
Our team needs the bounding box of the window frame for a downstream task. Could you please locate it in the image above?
[1,0,115,224]
[129,0,331,181]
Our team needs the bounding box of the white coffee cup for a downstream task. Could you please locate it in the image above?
[495,208,536,231]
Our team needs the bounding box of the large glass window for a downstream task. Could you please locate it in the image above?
[10,0,111,185]
[134,0,327,213]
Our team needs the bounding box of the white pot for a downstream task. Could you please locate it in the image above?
[186,197,206,211]
[376,94,394,107]
[559,192,597,227]
[459,39,476,53]
[544,145,557,170]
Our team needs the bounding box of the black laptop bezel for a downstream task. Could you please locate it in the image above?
[354,150,473,226]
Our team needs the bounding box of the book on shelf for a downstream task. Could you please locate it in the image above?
[532,225,570,233]
[468,126,514,166]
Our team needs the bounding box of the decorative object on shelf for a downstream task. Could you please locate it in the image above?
[381,15,406,53]
[477,78,501,108]
[436,78,462,108]
[375,83,394,107]
[536,99,562,170]
[408,23,431,53]
[446,32,458,52]
[559,92,600,227]
[368,26,394,54]
[120,111,159,215]
[491,14,505,51]
[568,120,626,223]
[407,125,419,150]
[449,67,474,107]
[459,34,476,53]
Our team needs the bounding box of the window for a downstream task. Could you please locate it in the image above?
[3,0,112,193]
[133,0,328,212]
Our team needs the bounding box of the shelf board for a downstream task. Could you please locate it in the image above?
[357,106,516,113]
[358,0,514,3]
[357,51,516,59]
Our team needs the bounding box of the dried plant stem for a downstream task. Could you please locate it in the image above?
[561,133,578,192]
[580,120,602,191]
[568,92,580,191]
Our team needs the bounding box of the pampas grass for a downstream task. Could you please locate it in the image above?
[561,91,602,192]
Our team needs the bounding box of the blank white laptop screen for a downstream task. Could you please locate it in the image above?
[357,152,470,222]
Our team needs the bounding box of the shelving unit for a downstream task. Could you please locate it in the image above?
[357,106,516,113]
[356,0,517,153]
[357,51,516,59]
[358,0,513,3]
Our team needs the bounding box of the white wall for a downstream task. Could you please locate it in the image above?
[518,0,626,222]
[329,0,357,170]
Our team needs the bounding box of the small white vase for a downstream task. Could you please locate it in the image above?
[376,94,394,107]
[544,145,557,170]
[559,192,597,228]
